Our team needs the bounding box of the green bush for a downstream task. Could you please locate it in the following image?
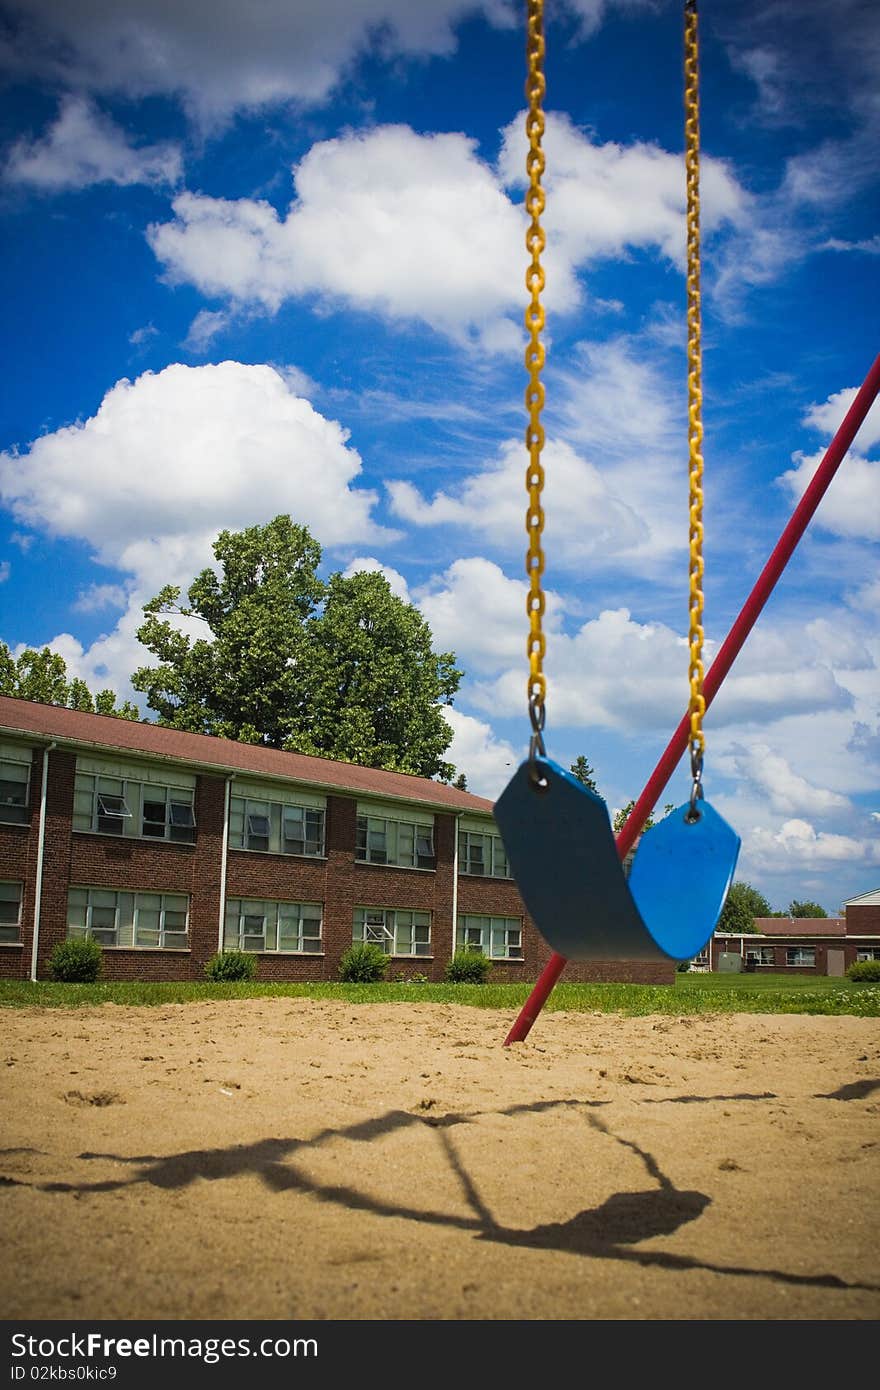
[847,959,880,983]
[49,937,103,983]
[445,949,491,984]
[676,960,691,972]
[204,950,257,982]
[339,942,388,983]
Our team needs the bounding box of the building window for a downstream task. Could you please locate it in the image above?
[856,948,880,961]
[457,914,523,960]
[229,796,325,857]
[0,746,32,825]
[746,947,776,966]
[353,907,431,956]
[224,898,323,954]
[786,946,816,967]
[0,881,22,943]
[355,815,434,869]
[67,888,189,949]
[74,771,196,843]
[458,829,511,878]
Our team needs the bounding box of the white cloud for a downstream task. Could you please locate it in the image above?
[3,96,181,191]
[148,114,753,346]
[72,584,131,615]
[0,1,518,127]
[389,435,647,569]
[415,557,856,739]
[0,560,10,583]
[442,706,519,801]
[129,323,158,347]
[777,449,880,541]
[722,743,849,817]
[342,556,410,601]
[745,818,880,869]
[417,556,563,677]
[0,361,391,589]
[149,127,534,347]
[183,309,231,354]
[803,386,880,451]
[498,110,748,272]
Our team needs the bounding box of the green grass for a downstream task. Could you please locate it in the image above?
[0,971,877,1017]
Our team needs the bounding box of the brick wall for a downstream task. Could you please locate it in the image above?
[0,745,674,986]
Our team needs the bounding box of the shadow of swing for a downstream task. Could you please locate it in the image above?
[13,1092,878,1296]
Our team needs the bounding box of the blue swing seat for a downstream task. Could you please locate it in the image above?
[494,756,740,963]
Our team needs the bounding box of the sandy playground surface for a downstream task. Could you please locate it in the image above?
[1,997,879,1322]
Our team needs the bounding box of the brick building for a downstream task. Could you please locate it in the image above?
[694,891,880,976]
[0,695,674,986]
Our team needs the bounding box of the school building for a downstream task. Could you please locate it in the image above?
[0,695,675,986]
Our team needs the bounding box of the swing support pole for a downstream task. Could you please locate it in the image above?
[504,350,880,1046]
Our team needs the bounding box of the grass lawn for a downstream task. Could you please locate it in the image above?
[0,971,877,1017]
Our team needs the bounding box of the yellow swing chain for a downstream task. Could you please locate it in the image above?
[522,0,706,806]
[524,0,548,773]
[684,0,707,812]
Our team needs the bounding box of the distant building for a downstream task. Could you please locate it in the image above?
[694,894,880,975]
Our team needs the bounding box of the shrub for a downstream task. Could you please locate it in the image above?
[204,950,257,982]
[49,937,103,983]
[676,960,691,972]
[445,949,491,984]
[847,959,880,983]
[339,942,388,983]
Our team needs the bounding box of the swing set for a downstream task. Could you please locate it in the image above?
[497,0,880,1045]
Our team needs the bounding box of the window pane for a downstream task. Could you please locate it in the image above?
[143,799,167,836]
[169,801,195,827]
[0,895,21,924]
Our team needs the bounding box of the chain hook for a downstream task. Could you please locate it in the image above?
[686,744,704,823]
[528,693,549,792]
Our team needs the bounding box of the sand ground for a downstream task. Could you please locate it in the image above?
[1,997,879,1322]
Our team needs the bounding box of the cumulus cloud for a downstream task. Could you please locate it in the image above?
[777,449,880,541]
[72,584,132,615]
[442,706,519,801]
[722,742,849,817]
[389,435,648,570]
[0,1,518,127]
[148,127,534,346]
[342,556,410,601]
[803,386,880,451]
[417,557,563,677]
[148,115,752,346]
[0,361,391,588]
[3,96,181,191]
[498,110,748,271]
[745,818,880,869]
[416,557,856,737]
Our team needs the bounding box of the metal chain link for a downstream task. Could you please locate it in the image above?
[684,0,706,796]
[525,0,548,740]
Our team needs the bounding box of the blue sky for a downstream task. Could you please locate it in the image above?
[0,0,877,915]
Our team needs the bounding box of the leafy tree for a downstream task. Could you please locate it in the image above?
[294,569,461,778]
[569,756,598,792]
[132,515,462,779]
[612,799,674,835]
[788,900,828,918]
[452,773,468,790]
[717,881,772,935]
[0,642,139,719]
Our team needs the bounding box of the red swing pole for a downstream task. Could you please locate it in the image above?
[504,350,880,1046]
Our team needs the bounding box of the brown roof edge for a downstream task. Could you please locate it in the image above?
[0,694,497,816]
